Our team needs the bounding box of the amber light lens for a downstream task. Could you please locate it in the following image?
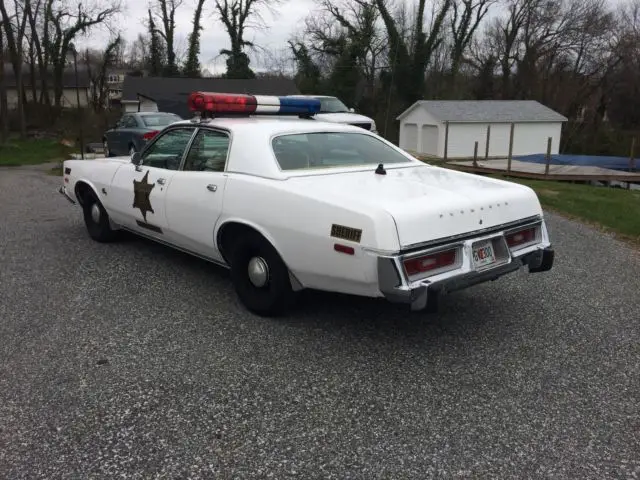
[505,227,536,247]
[404,249,457,276]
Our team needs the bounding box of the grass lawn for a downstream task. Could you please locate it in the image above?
[0,137,74,167]
[492,175,640,246]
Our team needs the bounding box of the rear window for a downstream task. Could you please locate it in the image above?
[271,132,414,170]
[142,114,182,127]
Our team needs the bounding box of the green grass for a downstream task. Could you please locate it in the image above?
[493,175,640,246]
[0,137,74,166]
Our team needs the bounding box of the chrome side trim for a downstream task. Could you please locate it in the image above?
[119,226,230,269]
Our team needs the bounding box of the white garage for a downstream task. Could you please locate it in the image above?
[396,100,568,159]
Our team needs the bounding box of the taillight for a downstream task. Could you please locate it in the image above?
[142,130,159,140]
[505,227,537,248]
[403,248,457,276]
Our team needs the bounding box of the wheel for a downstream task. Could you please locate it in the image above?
[103,139,112,157]
[229,231,294,316]
[82,190,118,243]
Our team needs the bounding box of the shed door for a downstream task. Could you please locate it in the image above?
[420,125,438,156]
[402,123,418,152]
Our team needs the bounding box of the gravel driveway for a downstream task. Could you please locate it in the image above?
[1,164,639,479]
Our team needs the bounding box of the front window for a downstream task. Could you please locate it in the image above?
[271,132,415,171]
[141,113,182,127]
[140,127,195,170]
[317,97,349,113]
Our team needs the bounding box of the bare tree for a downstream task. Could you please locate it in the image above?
[213,0,286,79]
[150,0,183,76]
[374,0,453,104]
[183,0,206,77]
[0,21,9,141]
[42,0,121,109]
[0,0,30,136]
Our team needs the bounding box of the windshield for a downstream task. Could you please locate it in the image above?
[141,113,182,127]
[271,132,415,171]
[317,97,349,113]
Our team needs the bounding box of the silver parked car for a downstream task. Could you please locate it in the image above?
[103,112,182,157]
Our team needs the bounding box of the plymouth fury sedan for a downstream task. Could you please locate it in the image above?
[58,93,554,316]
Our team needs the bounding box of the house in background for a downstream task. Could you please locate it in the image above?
[396,100,568,158]
[120,76,301,119]
[1,63,91,111]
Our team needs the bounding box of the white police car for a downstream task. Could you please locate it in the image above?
[58,92,554,316]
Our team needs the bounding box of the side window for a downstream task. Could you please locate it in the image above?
[140,128,195,170]
[182,129,230,172]
[124,116,138,128]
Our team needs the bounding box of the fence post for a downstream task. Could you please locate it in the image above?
[473,141,478,167]
[444,121,449,161]
[628,137,636,190]
[544,137,552,176]
[507,123,515,174]
[485,124,491,160]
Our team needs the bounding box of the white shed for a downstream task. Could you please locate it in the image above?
[396,100,568,159]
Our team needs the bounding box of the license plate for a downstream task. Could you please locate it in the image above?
[472,241,496,268]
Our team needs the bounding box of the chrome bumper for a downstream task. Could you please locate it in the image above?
[377,219,554,312]
[58,185,76,205]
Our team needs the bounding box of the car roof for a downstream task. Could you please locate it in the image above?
[170,116,367,135]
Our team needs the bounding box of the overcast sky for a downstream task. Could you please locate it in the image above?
[80,0,627,74]
[81,0,317,74]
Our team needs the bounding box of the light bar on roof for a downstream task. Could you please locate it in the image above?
[187,92,321,116]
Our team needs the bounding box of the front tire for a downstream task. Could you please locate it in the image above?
[229,231,294,316]
[82,190,118,243]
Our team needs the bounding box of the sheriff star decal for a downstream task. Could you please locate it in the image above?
[132,171,155,222]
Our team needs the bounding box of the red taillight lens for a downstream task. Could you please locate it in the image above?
[403,249,457,276]
[505,227,536,247]
[143,130,159,140]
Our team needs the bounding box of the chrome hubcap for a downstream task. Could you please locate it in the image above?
[247,256,269,288]
[90,203,101,223]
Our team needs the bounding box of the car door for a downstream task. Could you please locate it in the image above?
[163,127,231,261]
[105,117,125,155]
[107,126,198,237]
[120,114,140,155]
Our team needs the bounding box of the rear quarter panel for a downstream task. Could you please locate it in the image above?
[218,175,400,296]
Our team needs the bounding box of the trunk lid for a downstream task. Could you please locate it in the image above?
[286,164,543,248]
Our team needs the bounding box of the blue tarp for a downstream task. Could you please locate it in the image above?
[515,153,633,172]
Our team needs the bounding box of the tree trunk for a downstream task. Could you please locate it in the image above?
[0,25,9,142]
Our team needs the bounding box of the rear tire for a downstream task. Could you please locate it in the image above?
[229,231,294,316]
[82,190,118,243]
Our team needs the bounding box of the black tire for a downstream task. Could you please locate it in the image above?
[229,231,294,316]
[82,190,118,243]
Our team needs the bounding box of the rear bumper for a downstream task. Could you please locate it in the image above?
[58,185,76,205]
[377,218,555,311]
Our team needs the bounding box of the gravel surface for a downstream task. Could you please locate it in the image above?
[1,164,639,479]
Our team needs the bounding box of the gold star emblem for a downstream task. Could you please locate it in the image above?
[132,171,155,222]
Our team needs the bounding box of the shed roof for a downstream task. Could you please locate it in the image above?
[122,76,300,119]
[396,100,568,123]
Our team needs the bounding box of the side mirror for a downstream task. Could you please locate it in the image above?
[349,107,355,113]
[131,151,141,165]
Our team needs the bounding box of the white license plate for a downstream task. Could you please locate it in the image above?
[472,241,496,268]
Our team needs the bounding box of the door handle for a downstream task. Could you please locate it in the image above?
[207,184,217,192]
[157,178,166,185]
